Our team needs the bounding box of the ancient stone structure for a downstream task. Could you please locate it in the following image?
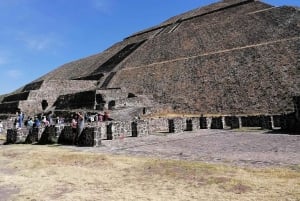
[0,0,299,132]
[4,105,300,146]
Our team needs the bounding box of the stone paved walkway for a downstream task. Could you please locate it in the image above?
[74,129,300,167]
[1,130,299,167]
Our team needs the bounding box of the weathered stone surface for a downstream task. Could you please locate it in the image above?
[39,126,58,145]
[77,127,101,147]
[0,0,299,131]
[58,126,76,145]
[6,129,29,144]
[25,128,39,144]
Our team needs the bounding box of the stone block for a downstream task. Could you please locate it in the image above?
[211,117,223,129]
[225,116,240,129]
[134,120,149,137]
[168,118,184,133]
[39,126,58,144]
[6,128,30,144]
[261,115,274,130]
[58,126,76,145]
[77,127,101,147]
[200,117,208,129]
[25,128,39,144]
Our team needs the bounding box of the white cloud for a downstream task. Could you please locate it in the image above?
[6,69,22,79]
[91,0,115,14]
[26,37,52,51]
[17,32,63,51]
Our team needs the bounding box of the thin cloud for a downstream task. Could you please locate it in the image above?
[6,69,22,79]
[17,32,63,51]
[0,56,7,65]
[91,0,115,14]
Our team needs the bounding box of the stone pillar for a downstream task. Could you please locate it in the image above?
[6,129,17,144]
[238,117,242,128]
[132,121,138,137]
[135,120,149,137]
[207,117,212,129]
[99,122,107,140]
[58,126,76,145]
[200,117,208,129]
[112,121,122,140]
[39,126,58,144]
[227,116,241,129]
[168,118,184,133]
[93,127,101,147]
[185,118,193,131]
[106,123,114,140]
[211,117,223,129]
[261,115,274,130]
[77,127,100,147]
[191,117,200,131]
[6,128,29,144]
[273,115,282,128]
[25,128,39,144]
[222,116,230,129]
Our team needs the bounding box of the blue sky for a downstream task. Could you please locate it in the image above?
[0,0,299,95]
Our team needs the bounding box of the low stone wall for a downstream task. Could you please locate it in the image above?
[168,118,185,133]
[133,120,149,137]
[77,127,101,147]
[148,118,169,132]
[39,126,58,145]
[25,128,39,144]
[5,112,299,146]
[6,128,29,144]
[58,126,76,145]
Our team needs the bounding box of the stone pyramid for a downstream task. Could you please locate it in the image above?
[0,0,299,122]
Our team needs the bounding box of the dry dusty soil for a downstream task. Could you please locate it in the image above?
[0,129,299,201]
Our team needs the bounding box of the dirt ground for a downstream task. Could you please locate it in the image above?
[0,129,299,201]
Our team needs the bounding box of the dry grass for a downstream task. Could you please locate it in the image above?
[0,145,299,201]
[0,134,6,141]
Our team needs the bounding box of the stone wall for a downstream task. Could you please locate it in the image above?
[58,126,76,145]
[0,102,19,114]
[148,118,169,133]
[2,91,30,102]
[22,81,44,92]
[134,120,149,137]
[39,126,59,144]
[77,127,101,147]
[5,111,300,147]
[25,128,39,144]
[6,128,29,144]
[54,90,96,110]
[0,80,98,115]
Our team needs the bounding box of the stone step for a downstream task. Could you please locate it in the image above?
[0,101,20,114]
[2,91,30,103]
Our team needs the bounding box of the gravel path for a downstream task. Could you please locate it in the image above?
[76,129,300,167]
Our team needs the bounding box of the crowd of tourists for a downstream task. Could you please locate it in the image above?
[9,110,112,135]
